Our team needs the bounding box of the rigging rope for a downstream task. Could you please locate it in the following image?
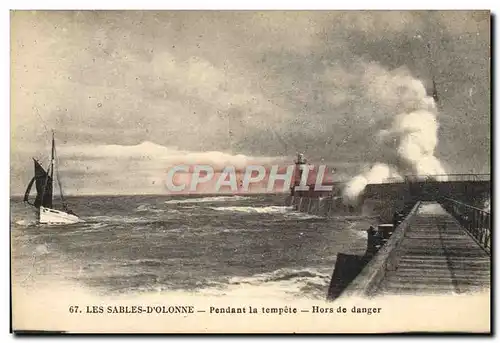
[34,107,51,138]
[30,109,75,214]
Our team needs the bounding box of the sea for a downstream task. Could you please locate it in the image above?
[11,194,377,301]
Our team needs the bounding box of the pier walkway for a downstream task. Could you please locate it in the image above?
[342,199,491,297]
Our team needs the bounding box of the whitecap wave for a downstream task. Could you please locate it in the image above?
[209,206,324,220]
[164,196,249,205]
[228,267,331,286]
[89,222,109,229]
[34,244,50,255]
[350,228,369,240]
[483,198,490,213]
[15,219,37,226]
[93,266,332,300]
[135,204,166,213]
[210,205,293,214]
[284,212,325,220]
[85,215,176,224]
[197,267,332,299]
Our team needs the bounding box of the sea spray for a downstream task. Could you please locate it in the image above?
[343,63,447,203]
[343,163,402,203]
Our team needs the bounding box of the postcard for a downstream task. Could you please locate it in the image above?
[10,10,491,334]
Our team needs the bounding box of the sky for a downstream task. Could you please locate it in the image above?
[10,10,490,195]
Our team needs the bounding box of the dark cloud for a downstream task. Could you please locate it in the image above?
[11,10,490,194]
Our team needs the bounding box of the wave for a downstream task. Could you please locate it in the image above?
[87,222,110,230]
[199,267,333,300]
[350,228,369,240]
[483,198,490,213]
[228,267,331,286]
[34,244,50,255]
[119,267,333,299]
[85,215,149,224]
[164,196,249,205]
[342,218,375,240]
[284,212,325,220]
[209,206,324,220]
[72,266,332,300]
[85,213,180,224]
[331,215,380,220]
[14,219,37,226]
[210,206,293,214]
[121,258,165,268]
[135,204,166,213]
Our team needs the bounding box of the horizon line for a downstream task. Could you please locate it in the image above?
[10,190,290,198]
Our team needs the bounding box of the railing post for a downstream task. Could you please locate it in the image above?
[480,214,484,245]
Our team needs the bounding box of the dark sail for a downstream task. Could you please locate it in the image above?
[23,176,36,203]
[33,159,53,208]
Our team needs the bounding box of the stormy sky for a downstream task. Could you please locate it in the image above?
[11,10,490,195]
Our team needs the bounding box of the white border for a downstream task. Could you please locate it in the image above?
[3,1,499,10]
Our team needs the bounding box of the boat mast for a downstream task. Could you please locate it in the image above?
[52,132,69,210]
[44,131,55,208]
[50,131,55,183]
[23,129,64,211]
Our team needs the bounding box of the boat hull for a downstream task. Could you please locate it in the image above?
[39,206,82,225]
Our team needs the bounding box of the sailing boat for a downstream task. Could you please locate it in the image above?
[23,132,82,225]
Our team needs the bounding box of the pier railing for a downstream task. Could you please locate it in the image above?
[382,173,491,184]
[439,197,491,255]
